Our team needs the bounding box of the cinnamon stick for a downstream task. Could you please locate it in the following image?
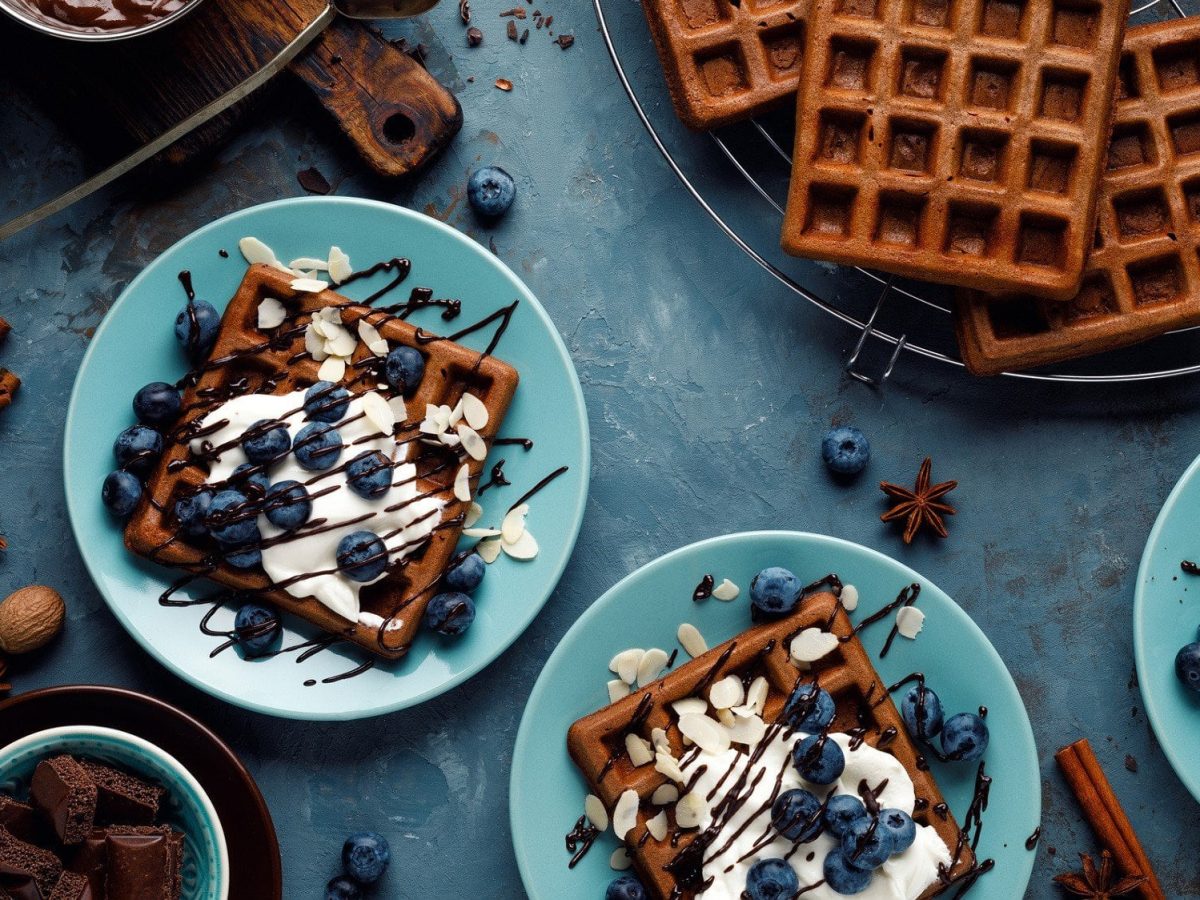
[0,369,19,410]
[1055,738,1165,900]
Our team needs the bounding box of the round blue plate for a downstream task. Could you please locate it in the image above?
[511,532,1039,899]
[1134,453,1200,801]
[64,197,589,720]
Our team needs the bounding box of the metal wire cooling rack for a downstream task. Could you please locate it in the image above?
[593,0,1200,384]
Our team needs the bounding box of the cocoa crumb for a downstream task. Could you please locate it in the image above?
[467,26,483,46]
[0,318,9,343]
[458,0,470,22]
[507,19,518,40]
[554,33,573,49]
[544,14,552,26]
[495,78,513,91]
[519,26,528,43]
[1124,754,1137,773]
[297,166,332,195]
[499,5,526,16]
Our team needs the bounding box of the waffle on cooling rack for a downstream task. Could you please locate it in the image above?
[567,591,973,898]
[124,264,518,659]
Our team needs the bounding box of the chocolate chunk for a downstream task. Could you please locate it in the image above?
[49,871,94,899]
[0,797,42,845]
[65,830,107,896]
[30,758,97,845]
[78,761,164,825]
[0,825,63,899]
[104,826,182,900]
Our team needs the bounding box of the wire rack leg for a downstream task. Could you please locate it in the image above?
[845,275,908,386]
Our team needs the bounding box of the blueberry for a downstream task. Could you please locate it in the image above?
[230,463,270,498]
[1176,642,1200,694]
[346,450,393,500]
[173,490,212,536]
[425,592,476,636]
[878,808,916,853]
[467,165,516,218]
[336,531,389,582]
[224,545,262,569]
[384,346,425,395]
[792,735,845,785]
[841,817,895,870]
[174,299,220,361]
[605,874,647,900]
[901,684,944,741]
[102,470,142,517]
[132,381,181,427]
[443,551,485,593]
[342,831,390,884]
[265,480,312,531]
[325,876,362,900]
[234,603,281,657]
[771,788,821,842]
[304,381,351,424]
[823,794,868,837]
[783,683,835,733]
[744,858,798,900]
[821,426,871,477]
[205,490,260,546]
[823,848,873,894]
[293,423,343,471]
[113,425,163,475]
[940,712,989,762]
[241,419,291,464]
[750,566,803,621]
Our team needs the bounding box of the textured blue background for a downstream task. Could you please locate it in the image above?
[1,2,1199,896]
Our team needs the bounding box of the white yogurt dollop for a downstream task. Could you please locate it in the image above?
[190,389,442,622]
[680,731,950,900]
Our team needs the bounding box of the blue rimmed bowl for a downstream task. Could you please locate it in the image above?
[0,725,229,899]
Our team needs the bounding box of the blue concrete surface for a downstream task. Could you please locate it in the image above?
[1,2,1199,897]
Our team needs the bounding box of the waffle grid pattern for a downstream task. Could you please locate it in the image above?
[955,17,1200,375]
[781,0,1131,300]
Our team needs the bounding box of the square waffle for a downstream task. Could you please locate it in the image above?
[567,592,972,898]
[124,264,518,660]
[641,0,809,130]
[781,0,1131,300]
[954,17,1200,375]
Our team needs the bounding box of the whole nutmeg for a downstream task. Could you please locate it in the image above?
[0,585,65,654]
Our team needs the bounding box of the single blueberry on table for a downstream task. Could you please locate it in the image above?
[443,551,486,593]
[304,381,351,424]
[878,808,916,853]
[174,299,220,361]
[1176,641,1200,694]
[240,418,291,464]
[113,425,163,475]
[346,450,393,500]
[771,788,821,842]
[264,480,312,531]
[223,545,262,570]
[173,490,212,536]
[384,346,425,395]
[744,857,799,900]
[783,683,835,733]
[230,463,270,498]
[336,531,389,582]
[823,794,868,837]
[750,566,803,620]
[821,426,871,476]
[102,470,142,517]
[342,831,390,884]
[792,734,845,785]
[234,603,282,657]
[605,874,647,900]
[325,875,362,900]
[467,165,516,218]
[293,423,343,471]
[132,381,182,426]
[823,847,873,894]
[205,490,260,546]
[425,591,476,636]
[841,816,895,870]
[940,712,989,762]
[901,683,944,740]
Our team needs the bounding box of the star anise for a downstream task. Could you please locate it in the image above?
[1054,850,1147,899]
[880,457,957,544]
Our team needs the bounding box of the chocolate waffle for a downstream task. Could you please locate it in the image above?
[781,0,1130,300]
[641,0,809,130]
[567,591,972,898]
[124,264,518,659]
[955,17,1200,375]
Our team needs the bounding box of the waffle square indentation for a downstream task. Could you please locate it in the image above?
[818,110,867,164]
[675,0,728,29]
[761,22,805,79]
[1117,54,1140,101]
[835,0,879,17]
[905,0,950,29]
[1062,273,1119,323]
[827,37,876,90]
[900,48,948,100]
[1040,69,1089,123]
[987,297,1049,338]
[978,0,1026,40]
[1113,189,1172,242]
[1027,140,1077,194]
[968,58,1019,111]
[696,45,750,98]
[1018,215,1068,269]
[875,193,927,246]
[805,185,857,236]
[1107,122,1157,171]
[1128,255,1186,306]
[1050,1,1100,51]
[958,129,1009,183]
[1184,177,1200,223]
[1153,40,1200,94]
[946,204,1000,257]
[1169,111,1200,158]
[888,118,938,172]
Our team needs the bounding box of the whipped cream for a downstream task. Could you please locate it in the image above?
[679,731,950,900]
[190,389,442,622]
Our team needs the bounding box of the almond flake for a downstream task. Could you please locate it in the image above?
[448,399,465,427]
[438,432,462,448]
[625,733,653,767]
[654,752,685,784]
[790,628,839,664]
[612,790,639,841]
[729,713,767,746]
[709,676,744,710]
[304,325,327,360]
[291,277,329,293]
[610,848,632,871]
[711,579,740,601]
[362,391,396,436]
[463,527,502,538]
[584,794,608,832]
[675,792,706,829]
[671,698,707,718]
[745,677,769,715]
[357,319,389,356]
[477,537,502,563]
[239,237,290,272]
[453,464,472,502]
[328,246,353,284]
[607,680,631,703]
[677,623,707,659]
[677,714,731,755]
[388,395,408,424]
[464,502,483,528]
[646,811,669,842]
[502,529,539,560]
[896,606,926,639]
[637,648,669,687]
[651,784,679,806]
[716,708,735,728]
[458,424,488,461]
[501,504,528,543]
[326,326,358,358]
[841,584,860,612]
[317,356,347,382]
[257,297,287,329]
[288,257,329,271]
[650,728,670,753]
[609,649,645,685]
[461,392,489,430]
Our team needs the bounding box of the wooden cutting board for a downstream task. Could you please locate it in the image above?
[0,0,462,178]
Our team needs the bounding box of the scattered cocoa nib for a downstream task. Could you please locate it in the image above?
[0,318,9,343]
[0,369,19,411]
[499,5,526,16]
[544,14,552,26]
[506,19,518,40]
[495,78,513,91]
[1124,754,1137,773]
[390,37,429,66]
[554,33,574,48]
[297,166,332,196]
[467,26,483,46]
[0,536,7,551]
[519,27,529,43]
[458,0,470,23]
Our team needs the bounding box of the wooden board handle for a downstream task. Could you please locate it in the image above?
[290,18,463,178]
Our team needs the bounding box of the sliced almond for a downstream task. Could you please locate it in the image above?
[328,246,353,284]
[607,680,631,703]
[502,529,539,560]
[609,648,645,685]
[357,319,389,356]
[610,847,632,871]
[257,297,287,329]
[463,527,502,538]
[317,355,347,383]
[458,424,488,461]
[790,628,840,665]
[388,395,408,425]
[304,325,327,360]
[612,789,639,841]
[625,733,653,768]
[239,237,290,272]
[675,792,706,829]
[646,810,669,842]
[841,584,860,612]
[290,277,329,293]
[584,794,608,832]
[677,623,707,659]
[501,504,529,544]
[671,697,707,718]
[637,648,670,687]
[362,391,396,436]
[654,751,685,784]
[745,676,769,716]
[461,392,489,430]
[896,606,926,639]
[477,537,503,563]
[453,464,472,502]
[325,326,358,358]
[288,256,329,271]
[651,784,679,806]
[650,728,670,753]
[677,714,731,755]
[464,502,483,528]
[709,676,744,710]
[729,713,766,746]
[711,578,740,601]
[716,708,735,728]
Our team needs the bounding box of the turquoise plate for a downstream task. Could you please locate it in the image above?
[511,532,1039,899]
[1134,453,1200,801]
[64,197,589,720]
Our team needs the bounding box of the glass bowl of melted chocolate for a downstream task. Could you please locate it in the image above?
[0,0,200,40]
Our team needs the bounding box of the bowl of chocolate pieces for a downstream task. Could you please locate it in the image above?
[0,725,228,899]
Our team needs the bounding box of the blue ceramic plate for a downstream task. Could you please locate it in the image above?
[64,197,589,720]
[511,532,1039,899]
[1134,454,1200,801]
[0,725,228,899]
